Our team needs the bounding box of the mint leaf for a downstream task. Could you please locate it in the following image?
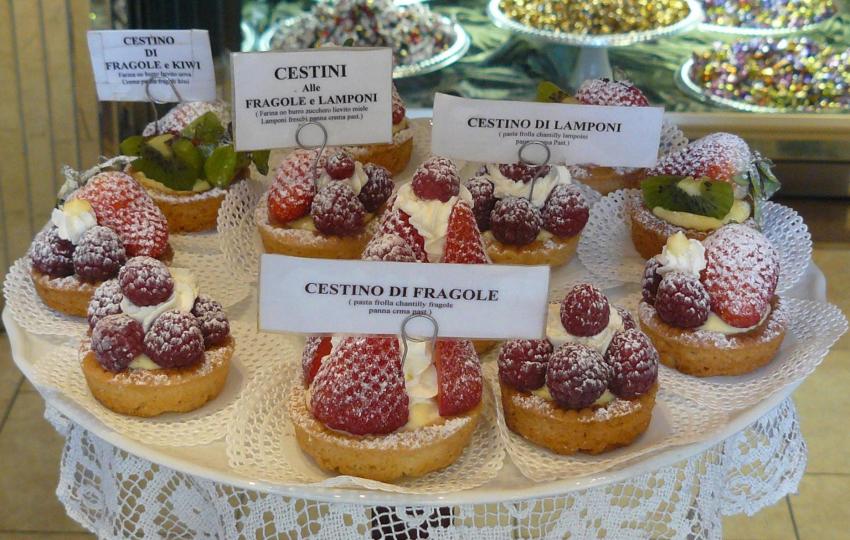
[204,145,237,188]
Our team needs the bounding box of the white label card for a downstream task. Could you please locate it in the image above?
[431,93,664,167]
[259,255,550,339]
[87,30,216,102]
[230,48,393,151]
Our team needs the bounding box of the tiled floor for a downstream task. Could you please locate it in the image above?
[0,198,848,539]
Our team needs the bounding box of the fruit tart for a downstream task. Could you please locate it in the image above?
[341,85,413,175]
[81,256,234,416]
[498,284,659,455]
[120,101,270,232]
[628,132,779,259]
[257,149,395,259]
[290,334,483,482]
[29,171,171,317]
[465,162,589,266]
[638,227,787,377]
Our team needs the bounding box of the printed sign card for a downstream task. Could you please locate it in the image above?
[259,255,550,339]
[230,48,394,151]
[431,93,664,167]
[87,30,216,102]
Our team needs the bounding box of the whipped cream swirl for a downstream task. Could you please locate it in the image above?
[546,302,624,354]
[51,200,97,244]
[393,183,473,262]
[484,164,572,208]
[315,161,369,196]
[121,267,199,332]
[657,232,706,278]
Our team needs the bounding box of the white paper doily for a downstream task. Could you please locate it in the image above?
[578,190,812,292]
[227,357,505,494]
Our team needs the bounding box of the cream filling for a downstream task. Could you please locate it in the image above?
[51,199,97,244]
[121,267,199,334]
[393,183,473,262]
[546,302,624,353]
[532,385,616,407]
[485,164,572,208]
[657,232,706,278]
[699,306,771,335]
[652,200,751,231]
[136,172,212,194]
[315,160,369,196]
[128,354,160,370]
[483,229,554,244]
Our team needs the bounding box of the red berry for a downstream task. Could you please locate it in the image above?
[435,339,482,417]
[73,226,126,282]
[30,226,75,277]
[310,336,408,435]
[378,209,428,262]
[541,184,588,237]
[490,196,542,245]
[498,339,553,391]
[605,329,658,399]
[325,151,355,180]
[655,272,710,328]
[310,182,366,236]
[466,176,496,231]
[363,233,417,262]
[411,157,460,202]
[442,202,489,264]
[560,284,610,337]
[642,258,663,304]
[648,132,752,183]
[87,279,123,330]
[191,295,230,346]
[391,85,406,124]
[143,310,205,368]
[91,314,144,372]
[302,335,332,385]
[546,343,610,410]
[268,172,316,224]
[617,306,637,331]
[358,164,394,212]
[498,163,550,183]
[575,78,650,107]
[118,256,174,307]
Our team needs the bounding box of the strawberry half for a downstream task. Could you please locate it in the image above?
[442,202,489,264]
[575,78,650,107]
[302,335,332,385]
[434,339,482,417]
[649,132,752,183]
[310,336,408,436]
[378,208,428,262]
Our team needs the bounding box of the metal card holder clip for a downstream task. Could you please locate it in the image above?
[295,121,329,181]
[400,313,439,366]
[517,140,551,203]
[144,76,184,136]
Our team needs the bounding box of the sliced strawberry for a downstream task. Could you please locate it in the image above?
[378,208,428,262]
[75,172,168,258]
[649,132,752,183]
[442,202,488,264]
[302,335,332,385]
[434,340,482,417]
[310,336,408,436]
[701,224,779,328]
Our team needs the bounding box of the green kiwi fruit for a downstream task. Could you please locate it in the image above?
[641,175,734,219]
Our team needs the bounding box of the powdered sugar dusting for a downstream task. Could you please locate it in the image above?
[142,101,230,136]
[648,132,753,182]
[575,79,649,107]
[511,390,640,424]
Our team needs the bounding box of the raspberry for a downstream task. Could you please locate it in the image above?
[310,182,366,235]
[435,339,483,416]
[358,164,394,212]
[29,226,75,277]
[655,273,710,328]
[546,343,610,410]
[143,310,205,368]
[91,314,144,372]
[466,176,496,231]
[498,339,553,391]
[541,184,589,237]
[560,284,610,337]
[575,78,650,107]
[310,336,408,435]
[324,151,355,180]
[490,197,542,245]
[87,279,123,329]
[617,306,637,331]
[363,234,417,262]
[191,295,230,346]
[605,329,658,399]
[302,335,332,385]
[641,258,663,304]
[268,172,316,224]
[378,209,428,262]
[498,163,550,183]
[391,85,406,124]
[118,256,174,307]
[411,156,460,202]
[73,226,126,282]
[442,202,489,264]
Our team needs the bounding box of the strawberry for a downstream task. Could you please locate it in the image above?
[701,224,779,328]
[75,172,169,258]
[442,202,488,264]
[648,132,753,183]
[268,172,316,224]
[310,336,408,436]
[434,339,482,417]
[378,208,428,262]
[575,78,650,107]
[302,335,332,385]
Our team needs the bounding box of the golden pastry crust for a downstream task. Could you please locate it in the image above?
[638,297,787,377]
[288,384,481,482]
[484,233,580,267]
[575,166,646,195]
[347,136,413,176]
[501,382,657,455]
[81,336,234,417]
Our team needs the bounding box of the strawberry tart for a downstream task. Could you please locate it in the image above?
[341,85,413,175]
[29,172,171,317]
[122,101,269,233]
[257,150,394,259]
[81,256,234,416]
[628,132,779,259]
[499,284,659,455]
[465,162,589,266]
[290,334,483,482]
[638,227,787,376]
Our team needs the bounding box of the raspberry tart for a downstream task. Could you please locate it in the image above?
[465,162,589,266]
[289,334,483,482]
[638,227,788,376]
[498,284,659,455]
[29,171,171,317]
[341,85,413,175]
[81,256,234,416]
[257,149,394,259]
[628,132,779,259]
[121,101,270,232]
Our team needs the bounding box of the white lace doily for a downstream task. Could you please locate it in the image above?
[29,322,273,446]
[226,357,505,494]
[578,190,812,292]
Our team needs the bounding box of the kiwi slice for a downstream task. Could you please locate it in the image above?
[119,135,144,156]
[182,111,225,144]
[204,145,237,188]
[171,138,204,179]
[641,175,734,219]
